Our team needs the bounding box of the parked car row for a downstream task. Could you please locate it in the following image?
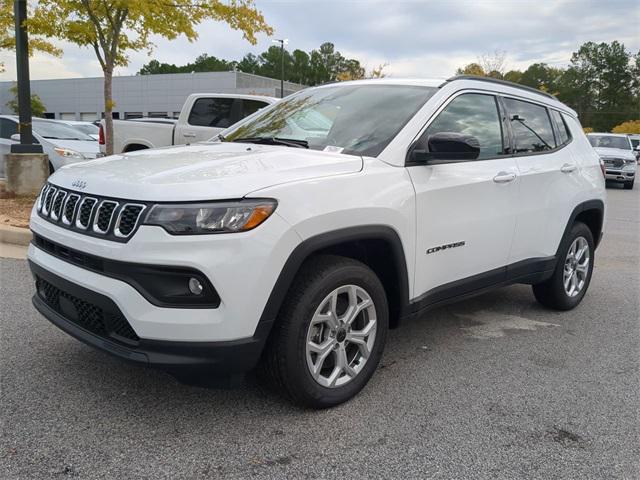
[0,116,100,178]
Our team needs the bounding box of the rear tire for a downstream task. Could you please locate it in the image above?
[262,255,388,408]
[624,180,634,190]
[532,222,594,310]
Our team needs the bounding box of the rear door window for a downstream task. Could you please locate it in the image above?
[0,118,18,139]
[188,98,236,128]
[503,98,556,153]
[240,99,269,119]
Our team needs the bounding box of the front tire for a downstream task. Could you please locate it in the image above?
[624,180,634,190]
[263,255,388,408]
[532,222,594,310]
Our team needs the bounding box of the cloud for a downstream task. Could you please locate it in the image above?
[1,0,638,82]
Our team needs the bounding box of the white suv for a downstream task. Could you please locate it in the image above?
[29,77,606,408]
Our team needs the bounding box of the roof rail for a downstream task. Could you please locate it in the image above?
[444,75,556,100]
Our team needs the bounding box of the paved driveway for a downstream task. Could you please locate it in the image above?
[1,184,638,479]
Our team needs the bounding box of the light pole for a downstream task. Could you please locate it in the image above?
[272,38,288,98]
[12,0,42,153]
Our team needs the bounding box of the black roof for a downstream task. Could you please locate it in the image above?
[444,75,556,100]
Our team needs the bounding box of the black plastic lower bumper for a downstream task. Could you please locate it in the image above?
[29,260,269,378]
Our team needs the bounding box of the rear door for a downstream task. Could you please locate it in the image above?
[504,98,579,264]
[408,92,520,301]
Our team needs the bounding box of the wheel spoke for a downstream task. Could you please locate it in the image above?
[337,345,356,378]
[570,272,578,295]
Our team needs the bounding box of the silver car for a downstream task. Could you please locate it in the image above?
[0,116,100,178]
[587,133,636,190]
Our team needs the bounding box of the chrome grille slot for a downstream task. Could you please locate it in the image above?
[36,184,49,212]
[92,200,118,234]
[114,204,146,238]
[62,194,81,225]
[76,197,97,230]
[51,190,67,221]
[42,186,57,216]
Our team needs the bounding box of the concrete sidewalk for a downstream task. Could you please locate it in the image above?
[0,224,30,259]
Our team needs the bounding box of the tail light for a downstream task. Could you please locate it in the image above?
[599,158,605,177]
[98,124,105,145]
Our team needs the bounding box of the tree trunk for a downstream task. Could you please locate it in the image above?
[103,66,114,156]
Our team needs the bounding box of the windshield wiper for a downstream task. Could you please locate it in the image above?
[231,136,309,149]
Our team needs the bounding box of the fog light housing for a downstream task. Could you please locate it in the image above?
[189,277,204,295]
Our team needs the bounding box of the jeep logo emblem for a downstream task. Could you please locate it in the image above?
[72,180,87,189]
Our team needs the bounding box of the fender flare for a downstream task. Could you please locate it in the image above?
[556,199,605,255]
[252,225,411,340]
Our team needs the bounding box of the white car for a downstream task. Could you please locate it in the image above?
[100,93,278,154]
[0,116,99,177]
[29,77,606,407]
[58,120,100,141]
[587,133,636,189]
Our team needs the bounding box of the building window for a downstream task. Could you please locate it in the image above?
[124,112,143,119]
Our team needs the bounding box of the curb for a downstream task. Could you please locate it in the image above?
[0,224,32,246]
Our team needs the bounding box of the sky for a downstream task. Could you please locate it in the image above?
[1,0,639,82]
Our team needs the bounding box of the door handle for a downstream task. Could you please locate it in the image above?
[183,133,197,138]
[493,171,517,183]
[560,163,577,173]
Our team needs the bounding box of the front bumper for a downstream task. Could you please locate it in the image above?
[605,168,635,182]
[30,260,269,375]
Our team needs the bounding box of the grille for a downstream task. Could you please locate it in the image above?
[94,201,118,233]
[76,198,97,229]
[604,158,624,168]
[42,186,57,215]
[62,194,80,225]
[36,183,147,242]
[51,190,67,220]
[115,204,145,237]
[36,276,139,343]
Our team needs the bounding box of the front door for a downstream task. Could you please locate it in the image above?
[408,92,519,302]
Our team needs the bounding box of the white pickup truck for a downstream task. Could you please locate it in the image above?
[100,93,277,154]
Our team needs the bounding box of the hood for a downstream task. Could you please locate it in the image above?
[593,147,635,160]
[49,142,363,201]
[46,138,100,159]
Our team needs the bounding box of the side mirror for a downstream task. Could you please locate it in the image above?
[409,132,481,164]
[10,133,20,142]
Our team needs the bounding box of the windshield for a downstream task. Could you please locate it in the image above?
[33,120,94,141]
[222,84,437,157]
[588,135,631,150]
[72,123,99,136]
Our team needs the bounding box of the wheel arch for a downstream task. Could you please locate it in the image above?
[558,199,605,254]
[255,226,410,339]
[123,143,150,152]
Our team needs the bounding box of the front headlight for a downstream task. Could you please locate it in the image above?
[54,148,85,160]
[143,199,277,235]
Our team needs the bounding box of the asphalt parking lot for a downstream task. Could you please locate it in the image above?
[1,184,638,480]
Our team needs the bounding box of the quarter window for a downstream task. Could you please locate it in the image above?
[504,98,556,153]
[423,93,505,160]
[188,98,235,128]
[550,110,571,146]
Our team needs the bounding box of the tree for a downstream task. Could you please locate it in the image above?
[560,41,637,131]
[519,63,563,94]
[456,62,485,76]
[611,120,640,134]
[30,1,272,155]
[6,82,46,117]
[0,0,61,72]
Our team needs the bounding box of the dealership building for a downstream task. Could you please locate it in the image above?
[0,71,304,121]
